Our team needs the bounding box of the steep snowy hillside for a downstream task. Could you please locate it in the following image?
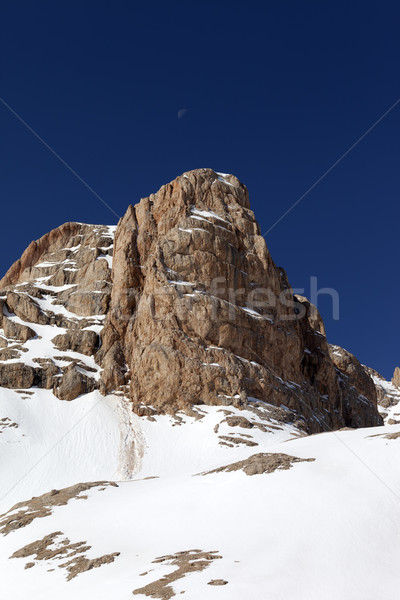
[0,221,139,510]
[0,389,139,512]
[1,410,400,600]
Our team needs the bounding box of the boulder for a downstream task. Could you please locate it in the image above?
[3,317,36,342]
[6,292,48,325]
[0,363,36,388]
[51,330,99,356]
[55,369,87,401]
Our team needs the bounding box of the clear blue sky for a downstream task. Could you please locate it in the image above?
[0,1,399,378]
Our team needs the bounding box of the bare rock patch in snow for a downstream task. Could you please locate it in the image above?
[218,434,258,448]
[368,430,400,441]
[225,415,254,429]
[0,482,117,536]
[133,549,222,599]
[0,416,18,432]
[208,579,228,586]
[200,452,315,476]
[10,531,120,580]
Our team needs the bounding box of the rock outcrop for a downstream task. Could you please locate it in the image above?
[392,367,400,389]
[0,223,115,398]
[0,169,383,431]
[328,345,380,428]
[96,169,381,431]
[364,366,400,423]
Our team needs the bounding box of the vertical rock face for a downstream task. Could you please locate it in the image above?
[365,366,400,424]
[0,223,115,398]
[392,367,400,389]
[0,168,383,431]
[328,345,380,428]
[96,168,382,431]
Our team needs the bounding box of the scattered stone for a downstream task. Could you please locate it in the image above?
[2,317,36,342]
[225,416,254,429]
[368,431,400,441]
[0,417,18,432]
[218,435,258,447]
[10,531,119,581]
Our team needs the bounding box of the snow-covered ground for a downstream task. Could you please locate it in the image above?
[0,388,139,512]
[1,390,400,599]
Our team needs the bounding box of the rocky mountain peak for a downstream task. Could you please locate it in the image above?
[0,169,384,431]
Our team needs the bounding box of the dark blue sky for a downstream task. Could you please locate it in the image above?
[0,1,399,378]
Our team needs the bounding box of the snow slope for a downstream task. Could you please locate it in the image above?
[0,388,140,512]
[1,398,400,600]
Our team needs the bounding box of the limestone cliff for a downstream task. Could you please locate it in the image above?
[0,223,115,400]
[0,169,383,432]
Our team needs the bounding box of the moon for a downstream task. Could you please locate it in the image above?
[178,108,188,119]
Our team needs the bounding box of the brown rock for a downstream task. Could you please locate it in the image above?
[0,169,384,433]
[2,317,36,342]
[0,363,36,388]
[0,221,114,400]
[6,292,48,325]
[98,168,381,432]
[32,359,61,389]
[133,549,222,599]
[51,330,99,356]
[363,365,400,411]
[201,452,316,476]
[10,532,120,581]
[64,290,110,317]
[0,348,21,361]
[329,345,382,428]
[0,222,84,289]
[225,416,254,429]
[55,369,88,401]
[392,367,400,389]
[0,482,117,535]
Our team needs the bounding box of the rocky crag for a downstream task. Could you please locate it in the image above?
[0,169,385,432]
[365,365,400,424]
[0,223,114,400]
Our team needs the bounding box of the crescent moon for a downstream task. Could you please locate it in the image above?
[178,108,188,119]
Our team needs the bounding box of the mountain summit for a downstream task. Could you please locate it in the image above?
[0,168,384,432]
